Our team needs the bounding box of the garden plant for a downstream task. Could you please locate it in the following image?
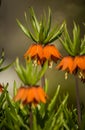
[0,7,85,130]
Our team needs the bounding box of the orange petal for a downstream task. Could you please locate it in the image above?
[43,45,61,61]
[56,56,74,73]
[73,56,85,71]
[24,44,43,59]
[26,87,34,103]
[37,87,47,103]
[14,87,26,101]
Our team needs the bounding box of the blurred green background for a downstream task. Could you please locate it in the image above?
[0,0,85,106]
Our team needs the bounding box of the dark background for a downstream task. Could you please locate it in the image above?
[0,0,85,106]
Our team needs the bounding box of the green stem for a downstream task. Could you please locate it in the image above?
[75,75,81,128]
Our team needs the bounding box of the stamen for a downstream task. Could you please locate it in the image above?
[78,71,85,82]
[33,59,37,66]
[49,61,53,68]
[65,72,68,80]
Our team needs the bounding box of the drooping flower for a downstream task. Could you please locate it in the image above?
[56,55,85,81]
[43,45,61,67]
[73,56,85,72]
[17,8,64,66]
[57,56,85,73]
[14,86,47,106]
[57,23,85,82]
[73,56,85,82]
[56,56,74,74]
[24,44,43,65]
[24,44,62,67]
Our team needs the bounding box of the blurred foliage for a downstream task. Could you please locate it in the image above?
[0,49,13,72]
[0,83,79,130]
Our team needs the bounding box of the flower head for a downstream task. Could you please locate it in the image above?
[24,44,62,67]
[24,44,43,65]
[14,86,47,106]
[73,56,85,72]
[57,55,85,82]
[56,56,74,73]
[43,45,61,64]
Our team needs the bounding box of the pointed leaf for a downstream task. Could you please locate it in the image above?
[17,19,37,42]
[30,7,40,33]
[49,21,65,43]
[72,23,81,55]
[0,48,4,66]
[48,85,60,113]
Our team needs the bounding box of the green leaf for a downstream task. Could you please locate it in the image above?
[45,7,51,37]
[49,21,65,43]
[15,58,47,86]
[54,94,69,118]
[30,7,40,33]
[47,85,60,113]
[43,24,59,44]
[80,35,85,55]
[72,23,81,55]
[39,22,45,42]
[0,48,4,66]
[13,81,17,97]
[15,58,26,83]
[0,62,14,72]
[44,112,55,130]
[59,37,73,55]
[17,19,37,42]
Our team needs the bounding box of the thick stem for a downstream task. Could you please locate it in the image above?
[41,74,45,88]
[75,75,81,128]
[29,106,33,129]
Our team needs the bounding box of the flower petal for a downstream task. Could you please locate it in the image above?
[56,56,74,73]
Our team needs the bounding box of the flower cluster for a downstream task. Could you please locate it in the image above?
[57,56,85,74]
[14,8,85,109]
[0,7,85,130]
[56,23,85,82]
[24,44,61,66]
[14,86,47,105]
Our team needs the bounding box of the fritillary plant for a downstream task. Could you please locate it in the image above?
[0,7,85,130]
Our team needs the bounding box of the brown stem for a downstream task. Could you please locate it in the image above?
[41,74,45,88]
[75,75,81,128]
[29,106,33,129]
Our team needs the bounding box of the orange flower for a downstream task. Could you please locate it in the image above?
[14,86,47,106]
[73,56,85,72]
[43,45,61,67]
[24,44,43,65]
[24,44,61,67]
[57,55,85,82]
[56,56,74,73]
